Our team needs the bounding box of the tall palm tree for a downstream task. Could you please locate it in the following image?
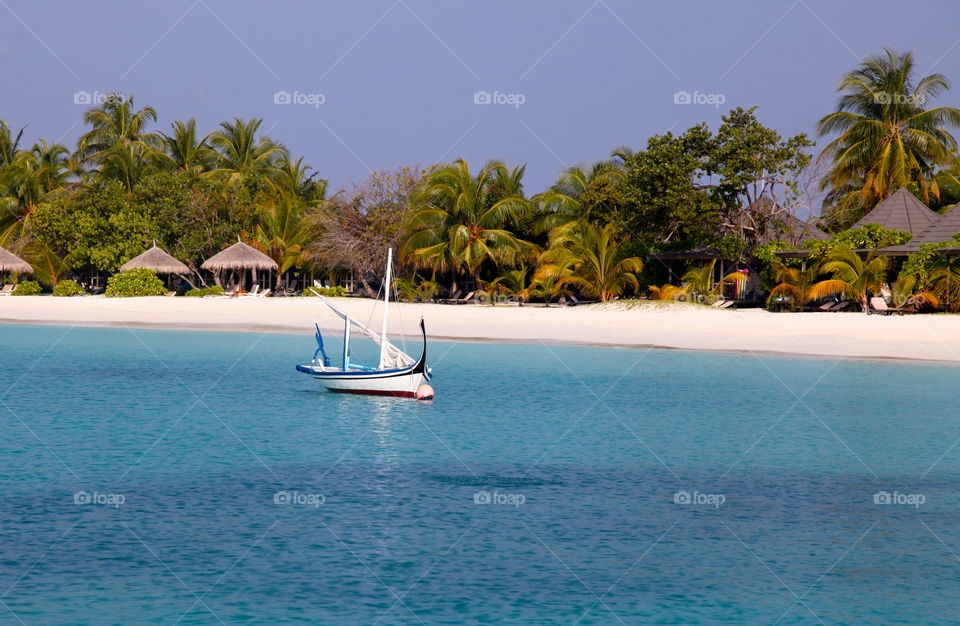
[208,117,287,184]
[251,194,310,289]
[271,155,327,206]
[161,119,214,172]
[77,94,162,162]
[817,49,960,214]
[0,120,24,169]
[533,161,622,234]
[808,246,889,311]
[1,140,69,212]
[402,158,533,291]
[76,94,163,191]
[542,222,642,302]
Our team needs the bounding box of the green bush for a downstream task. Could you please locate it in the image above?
[301,285,346,297]
[52,280,85,297]
[183,285,225,297]
[11,280,42,296]
[806,225,911,263]
[105,268,167,297]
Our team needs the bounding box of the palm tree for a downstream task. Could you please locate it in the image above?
[930,265,960,312]
[161,119,214,172]
[766,261,822,309]
[0,120,24,169]
[1,140,69,213]
[76,94,164,191]
[271,155,326,206]
[251,194,310,290]
[533,161,623,234]
[402,158,533,292]
[525,267,573,306]
[77,94,162,161]
[808,246,889,311]
[817,49,960,214]
[208,117,287,184]
[542,222,642,302]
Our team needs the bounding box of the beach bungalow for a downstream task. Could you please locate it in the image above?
[877,202,960,256]
[775,188,943,262]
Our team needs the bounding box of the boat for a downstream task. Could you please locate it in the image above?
[295,249,431,397]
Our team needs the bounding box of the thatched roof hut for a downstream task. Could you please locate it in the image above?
[0,245,33,274]
[120,245,190,274]
[201,240,278,272]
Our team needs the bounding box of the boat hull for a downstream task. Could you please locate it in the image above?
[297,367,428,398]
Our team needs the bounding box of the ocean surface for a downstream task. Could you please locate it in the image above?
[0,323,958,624]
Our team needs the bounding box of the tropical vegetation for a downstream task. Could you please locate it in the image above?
[1,49,960,312]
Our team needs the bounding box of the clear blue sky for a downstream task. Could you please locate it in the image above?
[2,0,958,193]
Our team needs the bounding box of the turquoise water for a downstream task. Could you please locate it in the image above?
[1,323,959,624]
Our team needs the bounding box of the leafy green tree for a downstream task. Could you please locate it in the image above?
[809,246,889,310]
[710,107,813,253]
[617,125,716,245]
[817,49,960,221]
[402,158,534,291]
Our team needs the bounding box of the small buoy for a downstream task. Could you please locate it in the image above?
[416,384,435,401]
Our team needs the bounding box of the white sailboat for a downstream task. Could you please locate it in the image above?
[296,249,431,397]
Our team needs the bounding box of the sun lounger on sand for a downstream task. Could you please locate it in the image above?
[0,284,14,296]
[440,291,474,304]
[867,296,913,316]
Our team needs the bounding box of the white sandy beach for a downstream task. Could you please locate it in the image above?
[1,295,959,363]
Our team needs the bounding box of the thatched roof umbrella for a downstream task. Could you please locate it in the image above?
[120,245,190,274]
[0,245,33,275]
[201,240,278,290]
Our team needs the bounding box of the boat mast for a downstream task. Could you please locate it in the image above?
[379,248,392,369]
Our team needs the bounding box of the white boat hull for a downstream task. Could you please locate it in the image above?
[296,366,429,398]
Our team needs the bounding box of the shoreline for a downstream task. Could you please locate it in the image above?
[1,296,959,365]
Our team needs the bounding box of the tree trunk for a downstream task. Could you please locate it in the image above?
[360,276,377,298]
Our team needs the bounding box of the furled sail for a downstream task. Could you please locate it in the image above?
[317,296,415,369]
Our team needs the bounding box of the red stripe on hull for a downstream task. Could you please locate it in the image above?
[328,389,417,398]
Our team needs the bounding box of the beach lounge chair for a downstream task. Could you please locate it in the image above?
[710,298,736,309]
[438,289,462,304]
[867,296,913,315]
[0,284,14,296]
[567,295,599,306]
[450,291,475,304]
